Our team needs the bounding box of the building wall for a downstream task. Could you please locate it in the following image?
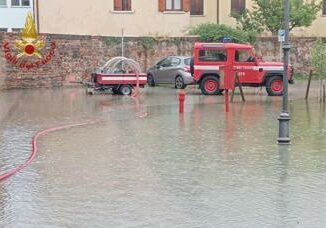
[219,0,255,28]
[0,0,34,32]
[38,0,190,37]
[291,10,326,37]
[36,0,326,37]
[190,0,218,27]
[0,32,321,90]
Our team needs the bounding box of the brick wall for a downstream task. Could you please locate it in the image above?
[0,32,324,90]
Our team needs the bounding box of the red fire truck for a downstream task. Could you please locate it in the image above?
[192,42,294,96]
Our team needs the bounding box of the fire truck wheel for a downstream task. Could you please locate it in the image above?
[266,76,283,96]
[201,76,220,95]
[147,74,155,87]
[119,85,133,96]
[175,76,186,89]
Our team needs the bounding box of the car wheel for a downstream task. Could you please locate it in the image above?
[147,74,155,87]
[175,76,186,89]
[200,76,220,95]
[119,85,133,96]
[266,76,283,96]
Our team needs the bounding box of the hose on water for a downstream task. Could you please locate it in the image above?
[0,121,99,182]
[130,95,148,119]
[0,90,148,182]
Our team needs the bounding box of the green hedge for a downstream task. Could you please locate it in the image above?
[189,23,256,44]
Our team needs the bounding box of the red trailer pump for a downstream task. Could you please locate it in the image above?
[86,57,147,96]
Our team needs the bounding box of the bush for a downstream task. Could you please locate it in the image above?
[189,23,256,44]
[105,37,121,46]
[311,38,326,79]
[140,37,155,49]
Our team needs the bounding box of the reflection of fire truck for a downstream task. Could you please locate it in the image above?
[86,57,147,95]
[191,43,294,96]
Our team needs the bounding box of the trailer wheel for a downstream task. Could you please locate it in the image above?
[119,85,133,96]
[266,76,283,96]
[86,87,94,95]
[112,86,120,95]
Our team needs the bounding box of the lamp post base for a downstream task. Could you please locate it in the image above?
[278,112,291,145]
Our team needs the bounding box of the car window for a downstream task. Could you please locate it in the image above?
[170,57,181,66]
[199,49,227,62]
[160,58,172,67]
[184,58,191,66]
[156,58,166,66]
[235,50,253,62]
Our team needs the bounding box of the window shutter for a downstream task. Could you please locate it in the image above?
[127,0,131,11]
[191,0,204,15]
[114,0,122,11]
[231,0,246,14]
[183,0,190,12]
[158,0,165,12]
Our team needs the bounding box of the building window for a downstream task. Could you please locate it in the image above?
[191,0,203,15]
[114,0,131,11]
[0,0,7,6]
[166,0,182,11]
[11,0,30,6]
[323,0,326,15]
[12,28,22,32]
[0,28,8,32]
[22,0,29,6]
[158,0,189,12]
[231,0,245,15]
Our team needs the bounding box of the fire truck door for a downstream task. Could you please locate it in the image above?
[234,49,259,83]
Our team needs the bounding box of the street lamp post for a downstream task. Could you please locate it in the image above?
[278,0,291,145]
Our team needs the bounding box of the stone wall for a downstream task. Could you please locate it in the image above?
[0,32,324,89]
[255,37,326,74]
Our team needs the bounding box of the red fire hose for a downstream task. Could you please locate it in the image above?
[0,121,99,182]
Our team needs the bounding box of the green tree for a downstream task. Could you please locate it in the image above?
[189,23,256,44]
[311,38,326,79]
[234,0,322,34]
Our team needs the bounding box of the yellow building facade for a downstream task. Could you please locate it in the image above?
[34,0,326,37]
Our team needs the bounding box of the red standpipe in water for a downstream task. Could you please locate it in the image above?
[225,89,230,113]
[178,90,186,113]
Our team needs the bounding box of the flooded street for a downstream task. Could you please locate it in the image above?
[1,82,326,227]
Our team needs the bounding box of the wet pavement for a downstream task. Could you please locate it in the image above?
[0,82,326,227]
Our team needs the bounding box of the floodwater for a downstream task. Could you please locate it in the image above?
[0,82,326,227]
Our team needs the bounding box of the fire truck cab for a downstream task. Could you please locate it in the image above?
[192,42,294,96]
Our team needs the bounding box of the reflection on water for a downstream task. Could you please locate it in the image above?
[0,86,326,227]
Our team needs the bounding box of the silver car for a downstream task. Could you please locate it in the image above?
[147,56,194,89]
